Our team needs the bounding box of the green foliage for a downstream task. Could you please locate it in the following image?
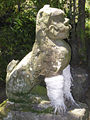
[0,0,36,81]
[31,0,51,10]
[0,0,26,16]
[31,0,61,10]
[85,0,90,60]
[85,0,90,34]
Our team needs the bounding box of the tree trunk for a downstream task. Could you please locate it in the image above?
[69,0,79,65]
[77,0,86,63]
[18,0,21,12]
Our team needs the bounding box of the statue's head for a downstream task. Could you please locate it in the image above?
[36,5,71,40]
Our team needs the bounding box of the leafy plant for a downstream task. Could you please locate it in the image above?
[0,0,36,81]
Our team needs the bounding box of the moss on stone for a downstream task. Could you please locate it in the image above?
[0,99,54,119]
[31,85,47,97]
[0,85,51,118]
[0,99,10,118]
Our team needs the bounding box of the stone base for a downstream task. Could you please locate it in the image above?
[0,100,89,120]
[2,108,89,120]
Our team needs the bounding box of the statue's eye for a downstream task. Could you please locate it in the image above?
[49,25,59,32]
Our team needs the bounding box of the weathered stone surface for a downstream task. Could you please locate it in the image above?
[2,110,88,120]
[0,101,89,120]
[71,67,88,101]
[6,5,71,102]
[7,60,19,74]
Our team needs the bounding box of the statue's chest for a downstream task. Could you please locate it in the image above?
[31,43,71,76]
[44,46,68,61]
[41,40,70,60]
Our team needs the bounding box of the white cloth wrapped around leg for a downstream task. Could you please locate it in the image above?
[44,75,66,113]
[44,65,78,113]
[63,65,76,104]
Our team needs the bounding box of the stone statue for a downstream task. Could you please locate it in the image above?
[1,5,88,120]
[6,5,74,112]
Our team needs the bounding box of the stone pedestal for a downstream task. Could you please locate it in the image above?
[0,100,89,120]
[1,108,89,120]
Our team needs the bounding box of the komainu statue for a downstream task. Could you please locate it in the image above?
[6,5,76,113]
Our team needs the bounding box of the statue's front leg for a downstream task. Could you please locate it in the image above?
[44,75,66,113]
